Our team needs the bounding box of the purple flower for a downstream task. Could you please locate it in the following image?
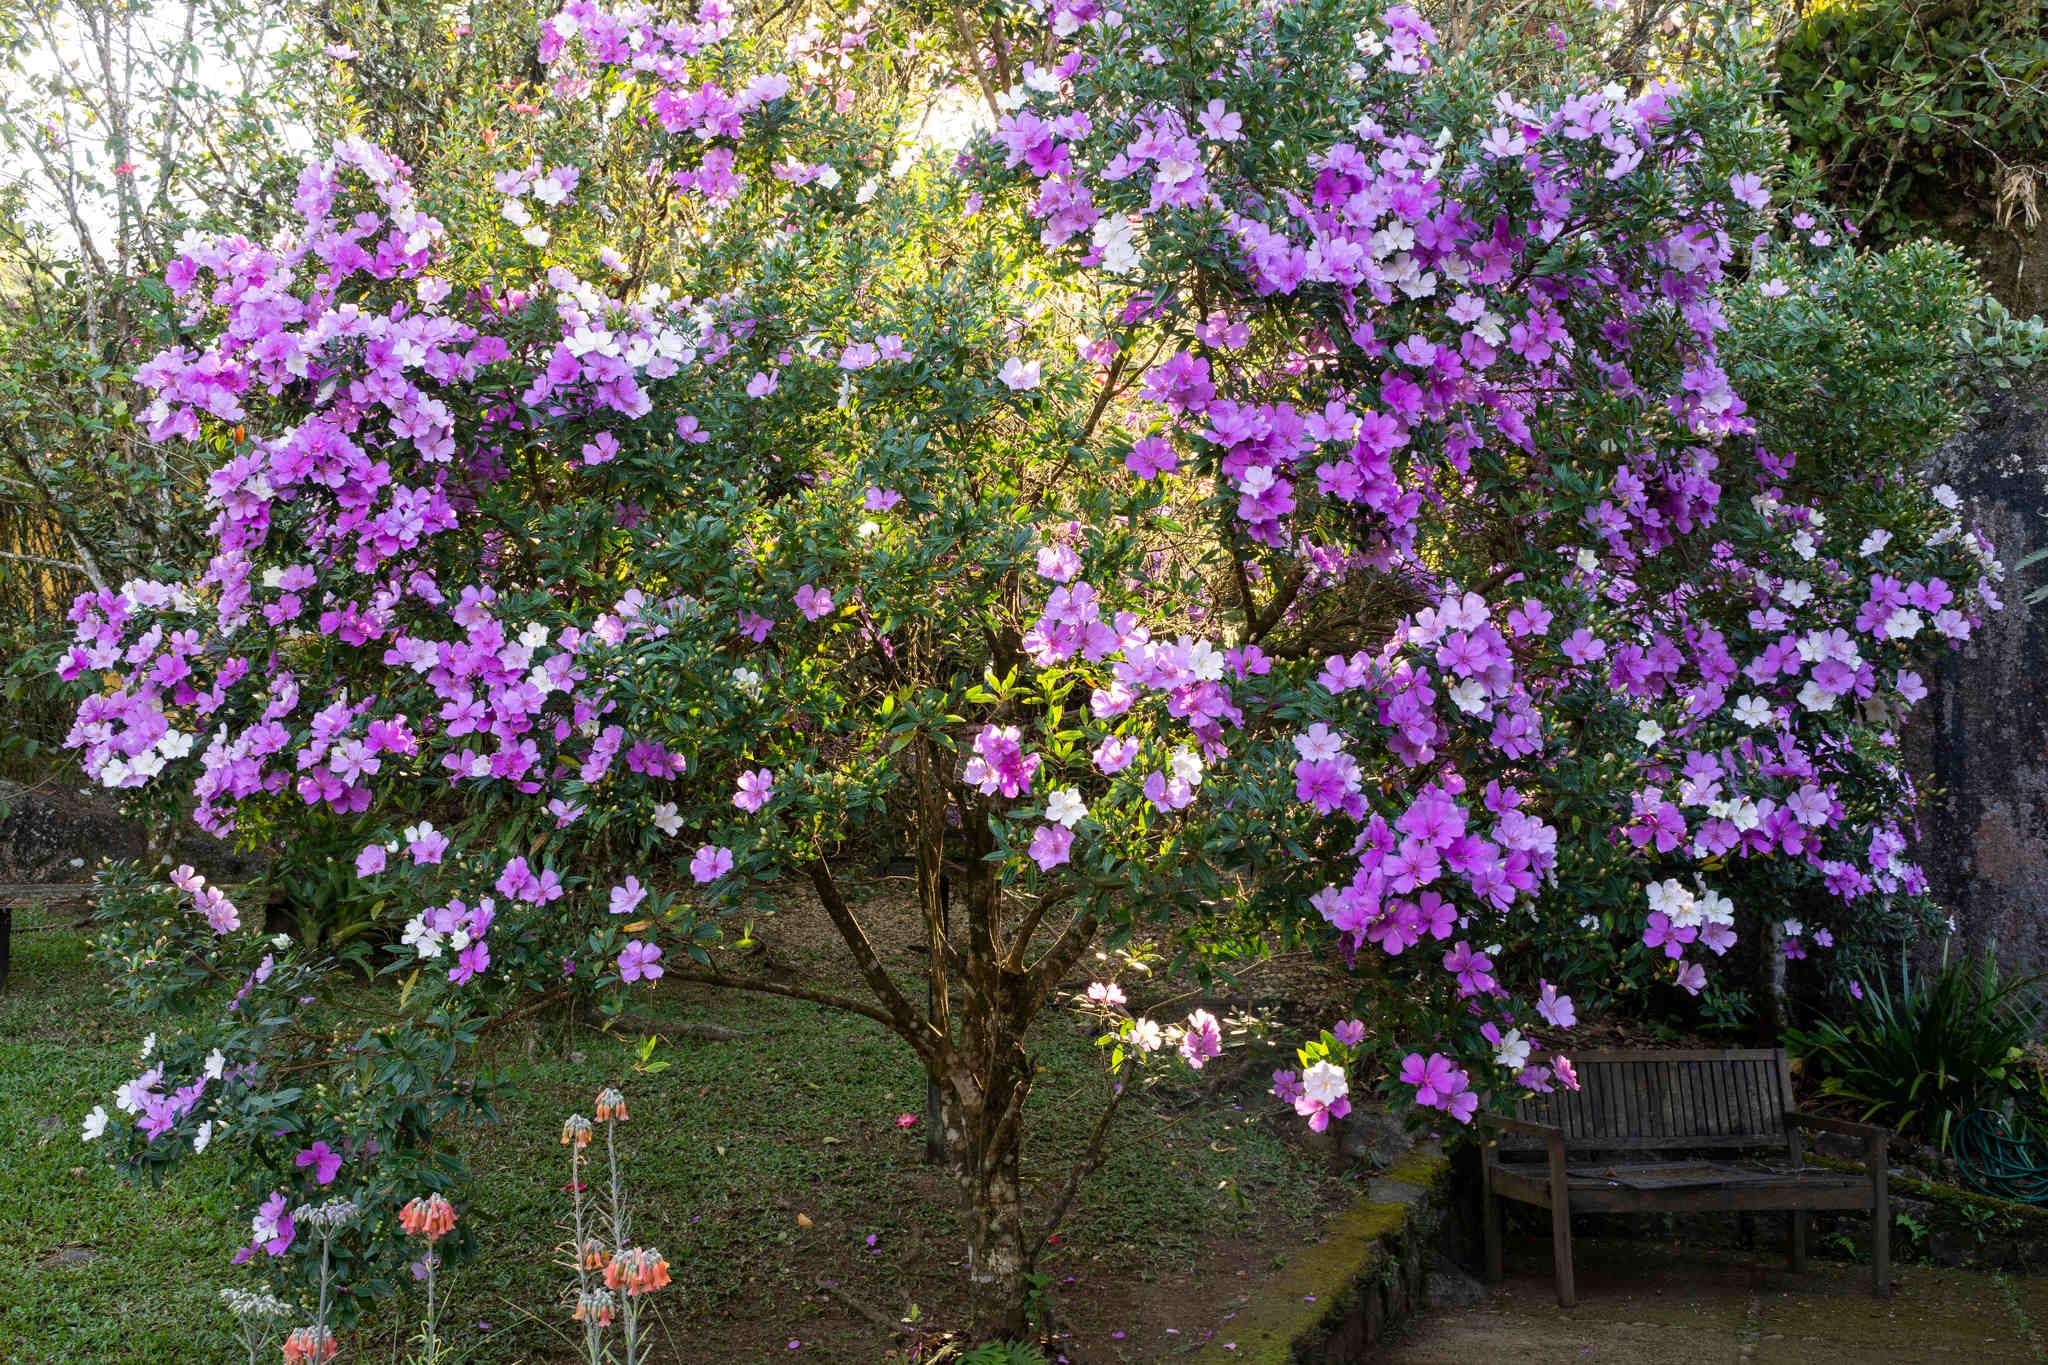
[794,584,834,621]
[295,1140,342,1185]
[691,844,734,882]
[618,940,664,984]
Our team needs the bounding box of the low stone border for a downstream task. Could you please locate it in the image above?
[1192,1149,1453,1362]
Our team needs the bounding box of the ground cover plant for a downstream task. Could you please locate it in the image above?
[37,0,2046,1348]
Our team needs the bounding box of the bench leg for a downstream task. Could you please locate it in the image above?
[1482,1174,1503,1283]
[1789,1212,1807,1271]
[1872,1194,1890,1297]
[1547,1149,1575,1308]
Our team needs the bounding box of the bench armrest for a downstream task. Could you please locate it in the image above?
[1786,1110,1889,1173]
[1478,1112,1566,1159]
[1785,1110,1887,1142]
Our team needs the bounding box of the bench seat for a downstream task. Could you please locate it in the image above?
[1489,1158,1873,1213]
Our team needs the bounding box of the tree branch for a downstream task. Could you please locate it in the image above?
[662,964,901,1032]
[806,860,934,1053]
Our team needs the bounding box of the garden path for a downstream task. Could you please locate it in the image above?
[1387,1236,2045,1363]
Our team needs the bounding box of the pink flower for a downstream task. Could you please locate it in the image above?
[1197,99,1242,142]
[998,357,1041,391]
[894,1113,919,1129]
[1536,980,1577,1028]
[618,940,664,984]
[691,844,734,882]
[1180,1009,1223,1069]
[1035,544,1081,582]
[734,768,775,812]
[1028,823,1074,870]
[355,844,387,878]
[609,878,647,916]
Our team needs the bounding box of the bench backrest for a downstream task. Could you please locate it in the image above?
[1504,1048,1795,1153]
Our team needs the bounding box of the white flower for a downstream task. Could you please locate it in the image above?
[1791,531,1816,561]
[1699,889,1736,925]
[1883,609,1923,641]
[81,1106,108,1141]
[1449,678,1490,715]
[1494,1030,1531,1072]
[652,802,682,837]
[1732,695,1772,728]
[140,1033,157,1060]
[1797,680,1837,713]
[1169,747,1205,786]
[998,357,1042,391]
[1781,918,1804,938]
[1091,214,1140,274]
[855,177,879,205]
[203,1048,226,1080]
[1301,1060,1349,1105]
[1635,718,1665,746]
[1575,546,1599,573]
[401,915,442,960]
[1859,529,1892,558]
[1646,878,1694,919]
[194,1120,215,1154]
[1933,483,1960,510]
[732,667,764,700]
[1779,579,1814,608]
[815,163,841,189]
[1045,788,1088,828]
[1129,1018,1164,1052]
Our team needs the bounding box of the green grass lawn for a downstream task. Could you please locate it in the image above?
[0,918,1352,1361]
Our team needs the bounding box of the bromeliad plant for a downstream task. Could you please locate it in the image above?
[62,0,2036,1335]
[1791,954,2046,1153]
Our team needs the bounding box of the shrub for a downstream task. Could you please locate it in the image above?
[59,0,2037,1338]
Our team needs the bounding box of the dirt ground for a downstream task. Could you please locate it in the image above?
[1386,1236,2048,1363]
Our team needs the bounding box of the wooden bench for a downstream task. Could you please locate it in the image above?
[1479,1048,1890,1307]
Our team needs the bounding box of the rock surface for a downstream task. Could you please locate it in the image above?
[1918,377,2048,986]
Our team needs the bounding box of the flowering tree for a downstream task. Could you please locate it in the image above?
[62,0,2033,1336]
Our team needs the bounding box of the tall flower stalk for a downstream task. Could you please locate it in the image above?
[399,1193,459,1363]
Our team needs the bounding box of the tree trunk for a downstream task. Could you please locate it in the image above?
[939,1045,1034,1339]
[966,1134,1029,1338]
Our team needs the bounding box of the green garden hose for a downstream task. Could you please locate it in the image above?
[1953,1110,2048,1205]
